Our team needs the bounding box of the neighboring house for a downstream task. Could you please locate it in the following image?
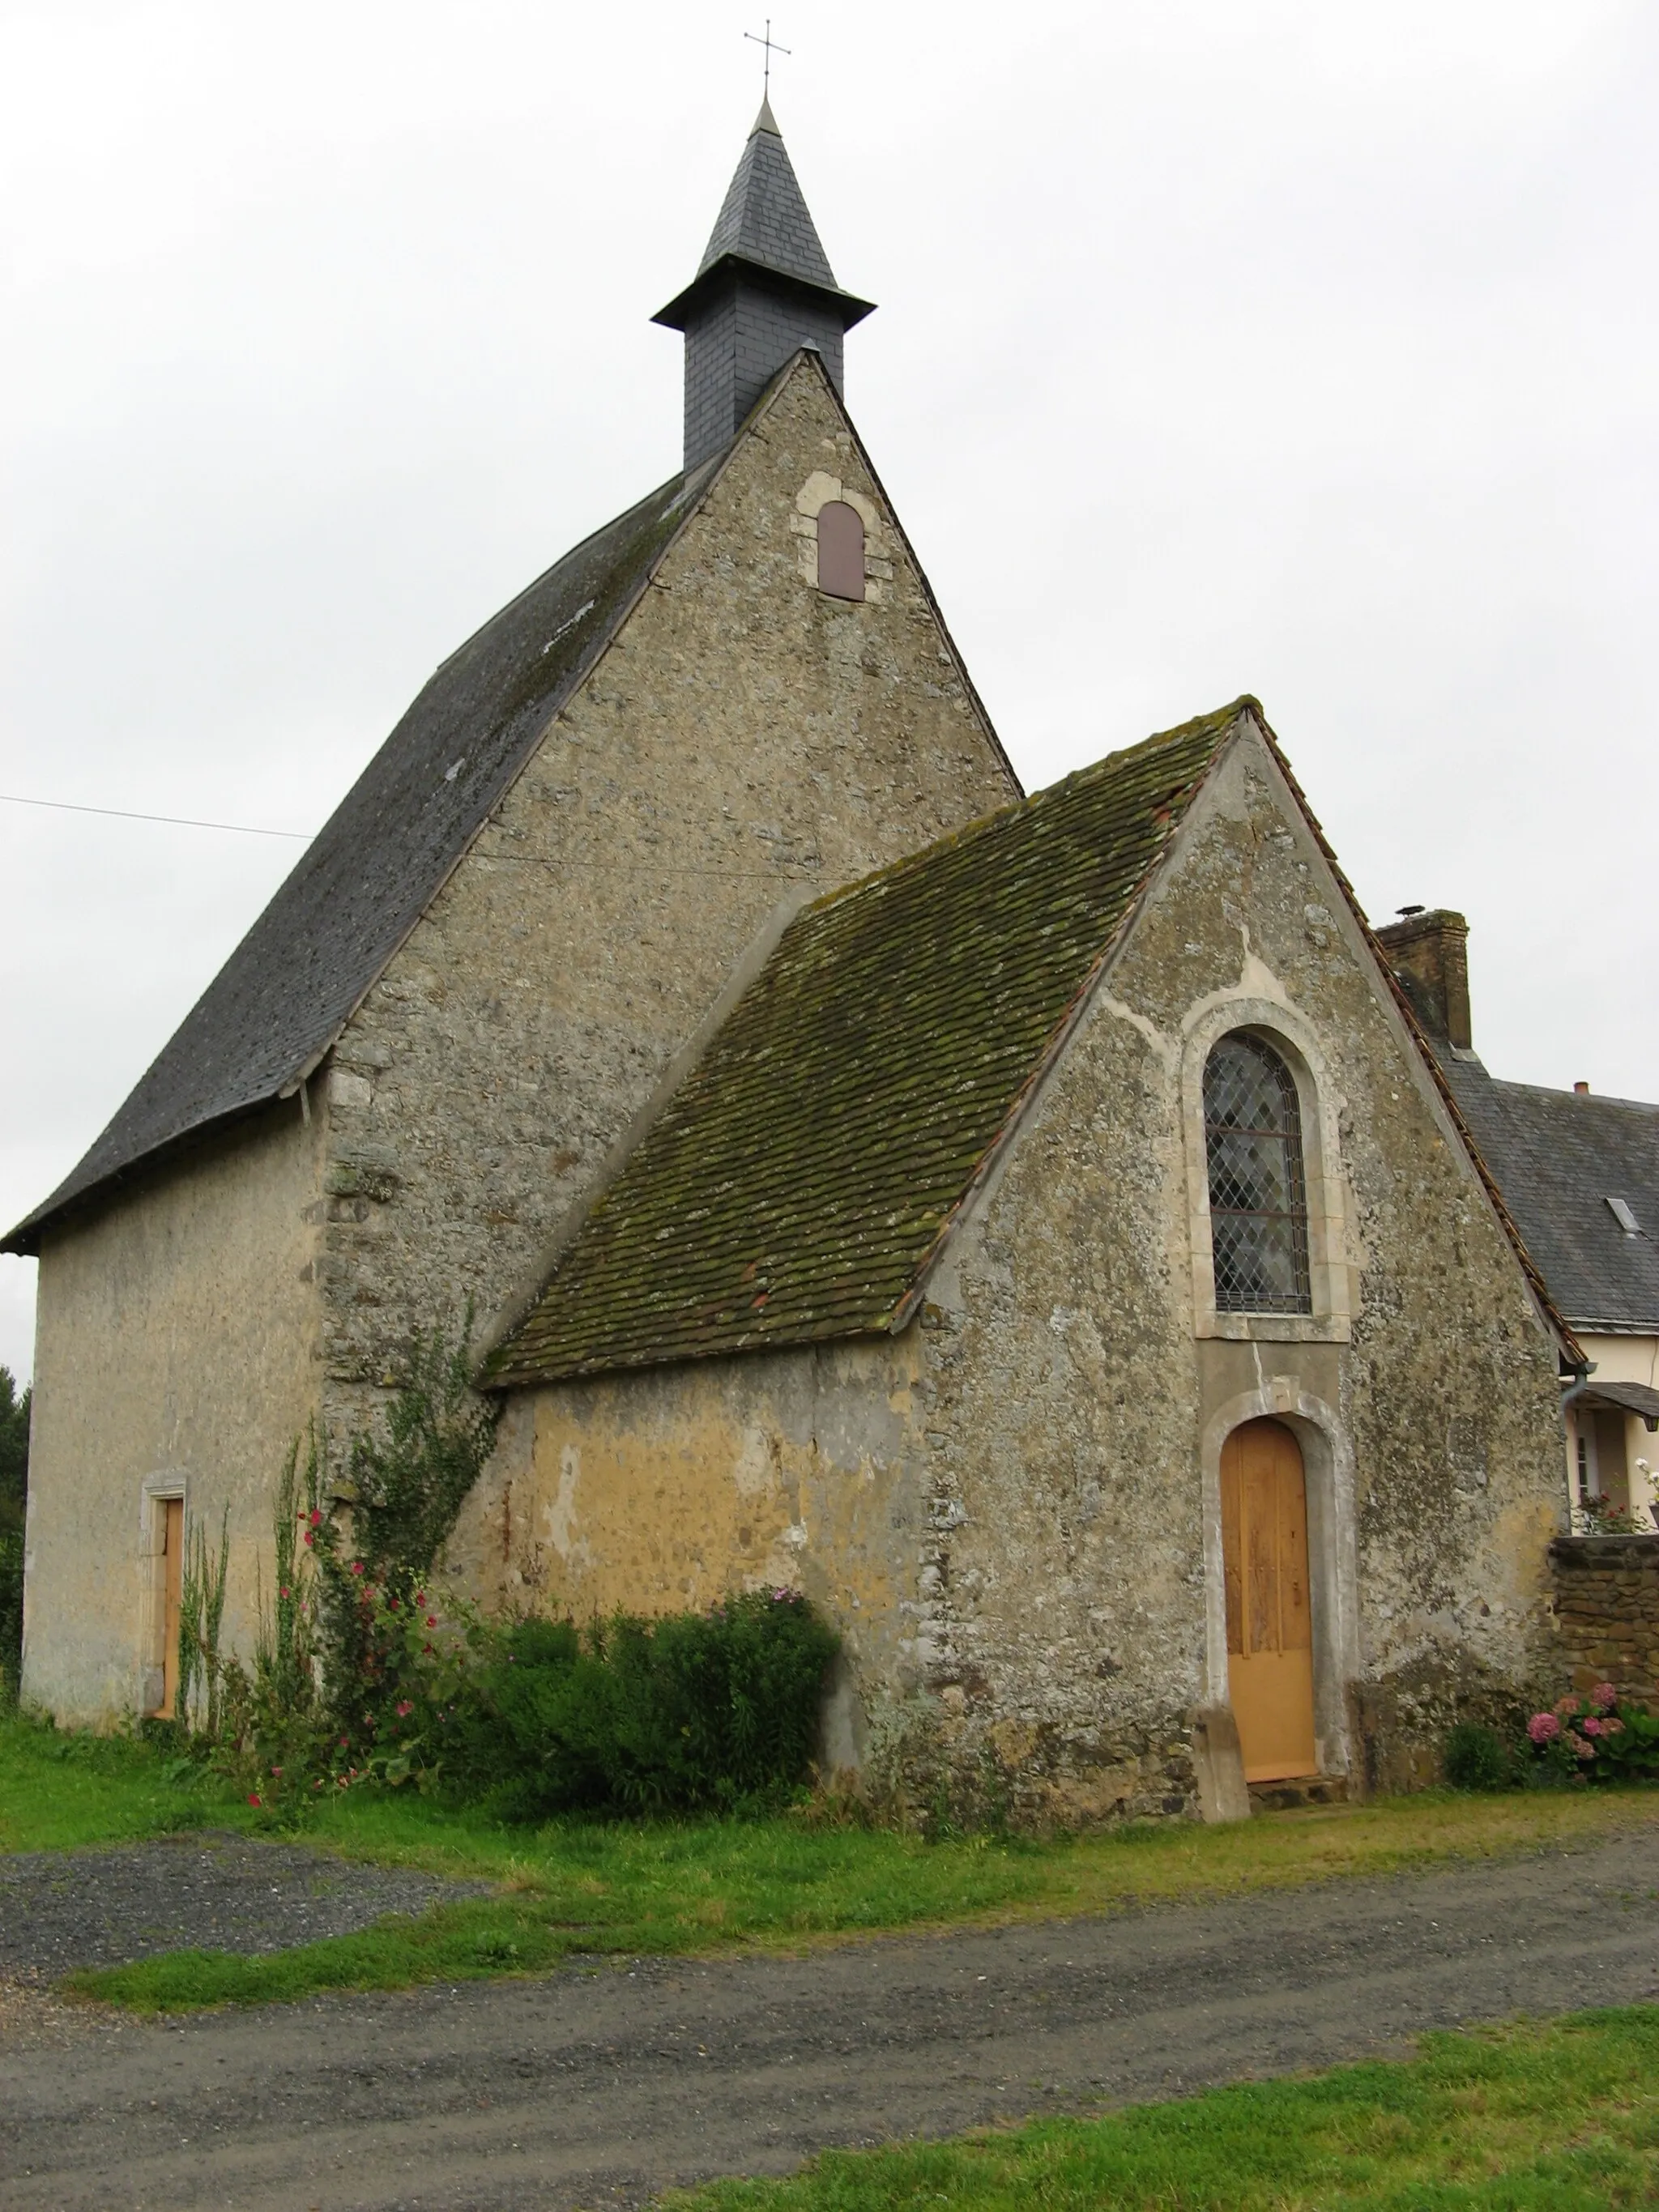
[1375,909,1659,1533]
[3,109,1582,1819]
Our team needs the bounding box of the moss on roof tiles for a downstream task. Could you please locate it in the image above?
[486,701,1250,1388]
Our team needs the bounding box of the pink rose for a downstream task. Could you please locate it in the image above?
[1582,1716,1602,1736]
[1593,1682,1618,1710]
[1528,1712,1561,1743]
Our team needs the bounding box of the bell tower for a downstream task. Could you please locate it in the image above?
[654,100,876,471]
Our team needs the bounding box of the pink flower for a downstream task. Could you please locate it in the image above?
[1528,1712,1561,1743]
[309,1510,322,1527]
[1593,1682,1618,1710]
[425,1615,437,1628]
[396,1700,413,1718]
[247,1792,262,1807]
[1603,1716,1625,1734]
[1568,1732,1597,1760]
[1582,1716,1603,1736]
[1555,1695,1579,1715]
[351,1561,365,1576]
[415,1591,426,1607]
[279,1586,291,1600]
[304,1531,315,1547]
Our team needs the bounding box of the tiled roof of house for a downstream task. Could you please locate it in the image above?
[1431,1054,1659,1333]
[486,701,1247,1387]
[2,461,720,1255]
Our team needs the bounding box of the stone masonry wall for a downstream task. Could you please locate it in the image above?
[899,728,1566,1819]
[318,356,1017,1468]
[1550,1535,1659,1707]
[22,1102,325,1724]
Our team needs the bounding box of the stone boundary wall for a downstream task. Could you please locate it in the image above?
[1550,1535,1659,1707]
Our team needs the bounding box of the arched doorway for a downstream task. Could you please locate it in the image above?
[1220,1417,1317,1782]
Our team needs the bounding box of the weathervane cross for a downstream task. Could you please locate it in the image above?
[744,18,791,97]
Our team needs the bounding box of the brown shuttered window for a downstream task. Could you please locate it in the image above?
[816,501,865,601]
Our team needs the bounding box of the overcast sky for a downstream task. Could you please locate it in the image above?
[2,0,1654,1384]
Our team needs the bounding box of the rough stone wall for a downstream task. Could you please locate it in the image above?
[318,354,1016,1457]
[1550,1535,1659,1706]
[21,1102,324,1724]
[450,1336,928,1792]
[899,728,1566,1815]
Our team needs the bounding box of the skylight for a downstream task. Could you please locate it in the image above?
[1606,1196,1642,1236]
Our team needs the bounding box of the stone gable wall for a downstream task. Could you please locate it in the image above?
[1550,1535,1659,1706]
[900,730,1566,1819]
[318,358,1016,1460]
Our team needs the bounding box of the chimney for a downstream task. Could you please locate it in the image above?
[653,102,876,472]
[1374,908,1473,1050]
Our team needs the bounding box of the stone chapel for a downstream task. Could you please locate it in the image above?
[6,104,1580,1819]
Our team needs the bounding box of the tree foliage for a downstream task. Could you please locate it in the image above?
[0,1366,29,1695]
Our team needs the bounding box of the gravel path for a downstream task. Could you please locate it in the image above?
[0,1830,484,1976]
[3,1823,1658,2210]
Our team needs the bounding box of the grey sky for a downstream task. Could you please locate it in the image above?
[2,0,1654,1383]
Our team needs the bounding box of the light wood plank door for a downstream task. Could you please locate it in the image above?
[158,1498,184,1721]
[1220,1418,1316,1783]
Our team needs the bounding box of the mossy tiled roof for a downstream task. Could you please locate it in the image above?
[487,701,1249,1388]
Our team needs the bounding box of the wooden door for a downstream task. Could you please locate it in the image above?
[1220,1419,1316,1782]
[158,1498,184,1721]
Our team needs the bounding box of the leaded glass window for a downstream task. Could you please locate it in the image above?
[1204,1034,1312,1315]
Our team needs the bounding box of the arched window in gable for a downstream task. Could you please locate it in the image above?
[816,500,866,601]
[1203,1033,1312,1314]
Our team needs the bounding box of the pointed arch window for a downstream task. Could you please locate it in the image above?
[1204,1033,1311,1315]
[816,501,865,601]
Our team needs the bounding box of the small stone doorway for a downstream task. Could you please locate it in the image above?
[156,1498,184,1721]
[1221,1417,1317,1782]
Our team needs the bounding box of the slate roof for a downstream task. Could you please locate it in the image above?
[702,100,838,288]
[1431,1052,1659,1333]
[2,459,720,1255]
[486,701,1245,1387]
[653,102,875,334]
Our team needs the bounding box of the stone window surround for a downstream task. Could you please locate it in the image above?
[1200,1380,1363,1784]
[1181,995,1354,1344]
[790,470,893,601]
[139,1473,187,1719]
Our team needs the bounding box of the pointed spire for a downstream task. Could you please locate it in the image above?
[694,100,839,292]
[654,106,876,471]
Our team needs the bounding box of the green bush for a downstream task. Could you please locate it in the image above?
[432,1592,841,1818]
[1443,1719,1517,1792]
[0,1365,28,1701]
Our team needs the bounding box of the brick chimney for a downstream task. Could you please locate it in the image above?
[1374,908,1472,1050]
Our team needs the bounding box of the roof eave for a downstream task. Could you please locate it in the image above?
[651,253,877,332]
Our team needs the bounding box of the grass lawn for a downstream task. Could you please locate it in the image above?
[663,2006,1659,2211]
[4,1709,1655,2014]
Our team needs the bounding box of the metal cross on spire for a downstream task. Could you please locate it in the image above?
[743,18,791,98]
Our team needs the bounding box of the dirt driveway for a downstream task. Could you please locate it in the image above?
[4,1826,1658,2211]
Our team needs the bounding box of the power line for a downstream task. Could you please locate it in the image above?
[0,792,314,839]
